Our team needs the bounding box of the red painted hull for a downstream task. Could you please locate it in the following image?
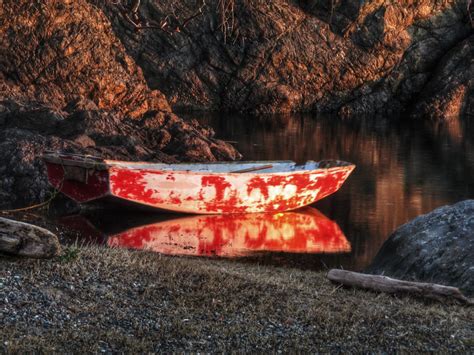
[44,154,355,214]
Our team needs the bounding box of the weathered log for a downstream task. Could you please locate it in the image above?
[327,269,473,305]
[0,217,61,258]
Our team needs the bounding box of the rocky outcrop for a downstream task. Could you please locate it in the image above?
[366,200,474,297]
[0,0,240,208]
[98,0,472,116]
[0,217,61,258]
[0,0,169,118]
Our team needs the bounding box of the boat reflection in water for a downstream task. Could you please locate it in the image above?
[61,207,351,257]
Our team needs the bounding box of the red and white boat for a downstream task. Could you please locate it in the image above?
[44,153,355,214]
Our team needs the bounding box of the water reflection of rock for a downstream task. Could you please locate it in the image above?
[197,113,474,270]
[59,207,350,258]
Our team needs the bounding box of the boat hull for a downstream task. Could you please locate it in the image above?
[45,156,355,214]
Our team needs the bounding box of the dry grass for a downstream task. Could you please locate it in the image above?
[0,246,473,352]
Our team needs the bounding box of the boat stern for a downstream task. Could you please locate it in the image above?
[43,153,111,203]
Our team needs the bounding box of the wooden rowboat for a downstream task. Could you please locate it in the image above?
[43,153,355,214]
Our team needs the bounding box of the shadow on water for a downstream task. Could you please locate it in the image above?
[58,113,474,271]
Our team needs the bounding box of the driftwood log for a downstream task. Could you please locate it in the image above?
[0,217,61,258]
[327,269,473,305]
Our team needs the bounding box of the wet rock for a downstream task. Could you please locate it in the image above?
[0,218,61,258]
[366,200,474,297]
[97,0,472,116]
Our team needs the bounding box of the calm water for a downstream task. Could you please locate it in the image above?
[195,113,474,269]
[61,113,474,271]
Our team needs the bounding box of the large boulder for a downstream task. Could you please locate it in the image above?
[366,200,474,296]
[0,217,61,258]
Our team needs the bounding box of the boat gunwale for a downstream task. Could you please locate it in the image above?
[43,154,355,175]
[107,164,355,177]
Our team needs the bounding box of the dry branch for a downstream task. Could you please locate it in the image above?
[327,269,473,305]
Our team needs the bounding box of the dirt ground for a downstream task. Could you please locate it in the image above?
[0,245,472,353]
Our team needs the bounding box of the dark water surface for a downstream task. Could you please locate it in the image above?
[62,113,474,271]
[193,113,474,270]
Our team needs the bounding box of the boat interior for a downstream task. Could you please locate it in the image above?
[43,153,353,173]
[104,160,353,173]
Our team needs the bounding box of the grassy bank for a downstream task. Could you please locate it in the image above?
[0,246,472,352]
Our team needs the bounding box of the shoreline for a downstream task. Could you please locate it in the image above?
[1,246,472,352]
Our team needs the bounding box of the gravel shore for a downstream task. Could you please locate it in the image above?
[1,246,473,353]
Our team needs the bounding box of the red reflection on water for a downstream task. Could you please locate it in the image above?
[107,207,350,257]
